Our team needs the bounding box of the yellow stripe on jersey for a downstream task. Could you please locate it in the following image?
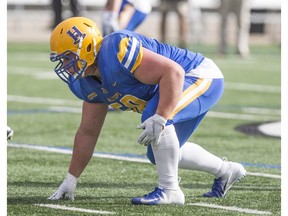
[168,78,212,120]
[117,37,143,73]
[117,37,129,63]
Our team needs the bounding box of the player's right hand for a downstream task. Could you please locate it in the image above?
[137,114,167,146]
[47,173,77,201]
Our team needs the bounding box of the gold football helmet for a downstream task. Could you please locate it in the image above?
[50,17,103,84]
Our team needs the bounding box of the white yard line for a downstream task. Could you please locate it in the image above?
[7,143,281,179]
[225,82,280,93]
[34,204,115,214]
[49,106,83,113]
[8,94,280,121]
[8,95,82,107]
[50,106,279,121]
[207,111,278,121]
[50,106,280,122]
[246,171,280,179]
[8,66,282,93]
[240,107,280,115]
[188,203,272,215]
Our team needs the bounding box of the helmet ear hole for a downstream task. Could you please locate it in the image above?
[86,43,92,53]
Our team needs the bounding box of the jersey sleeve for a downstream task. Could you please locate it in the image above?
[68,78,85,101]
[116,34,143,73]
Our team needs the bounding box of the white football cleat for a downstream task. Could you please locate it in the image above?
[131,187,185,205]
[203,161,246,198]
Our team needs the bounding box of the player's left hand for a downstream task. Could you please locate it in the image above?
[47,173,77,201]
[137,114,167,146]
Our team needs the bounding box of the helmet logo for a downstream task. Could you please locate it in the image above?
[67,26,86,45]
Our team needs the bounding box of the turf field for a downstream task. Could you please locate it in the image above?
[7,42,281,215]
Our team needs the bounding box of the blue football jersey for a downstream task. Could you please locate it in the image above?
[68,30,205,113]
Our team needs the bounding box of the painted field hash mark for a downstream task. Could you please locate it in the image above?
[34,204,115,214]
[189,203,272,215]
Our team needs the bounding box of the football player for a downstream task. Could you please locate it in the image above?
[48,17,246,204]
[102,0,152,36]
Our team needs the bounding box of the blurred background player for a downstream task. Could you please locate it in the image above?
[51,0,81,29]
[218,0,251,57]
[102,0,152,36]
[159,0,189,48]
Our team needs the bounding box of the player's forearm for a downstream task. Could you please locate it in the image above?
[68,102,108,177]
[156,68,184,119]
[68,130,98,177]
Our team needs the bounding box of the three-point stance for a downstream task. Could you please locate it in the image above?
[48,17,246,205]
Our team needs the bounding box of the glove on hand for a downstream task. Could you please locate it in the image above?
[137,114,167,146]
[47,173,77,201]
[102,11,119,36]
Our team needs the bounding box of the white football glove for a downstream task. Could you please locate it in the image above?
[48,173,77,201]
[102,11,119,36]
[137,114,167,146]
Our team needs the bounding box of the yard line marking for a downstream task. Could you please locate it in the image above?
[207,111,278,121]
[9,65,282,93]
[49,106,82,113]
[8,106,280,122]
[225,82,280,94]
[246,172,281,179]
[8,143,281,179]
[240,107,280,115]
[8,106,279,122]
[188,203,272,215]
[8,95,280,121]
[34,204,115,214]
[8,68,57,79]
[8,95,82,107]
[50,106,278,122]
[7,143,149,163]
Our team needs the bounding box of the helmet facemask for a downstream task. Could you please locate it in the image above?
[50,50,87,84]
